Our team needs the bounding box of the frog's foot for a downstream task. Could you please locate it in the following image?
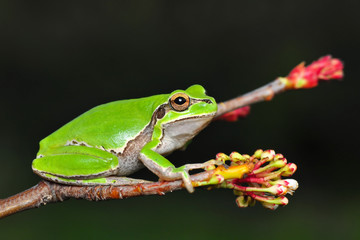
[139,147,216,193]
[180,170,194,193]
[169,160,217,193]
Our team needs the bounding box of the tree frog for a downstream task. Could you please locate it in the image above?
[32,85,217,192]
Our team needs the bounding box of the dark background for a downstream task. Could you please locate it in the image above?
[1,1,359,239]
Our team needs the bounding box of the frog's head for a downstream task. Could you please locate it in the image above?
[153,84,217,155]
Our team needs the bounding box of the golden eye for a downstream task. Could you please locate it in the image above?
[169,93,190,111]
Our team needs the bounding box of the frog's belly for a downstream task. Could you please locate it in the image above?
[117,155,145,176]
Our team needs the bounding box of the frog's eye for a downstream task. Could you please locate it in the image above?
[169,93,190,111]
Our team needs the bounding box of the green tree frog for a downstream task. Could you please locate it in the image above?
[32,85,217,192]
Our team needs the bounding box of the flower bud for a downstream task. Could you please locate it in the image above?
[274,154,284,161]
[254,149,263,159]
[230,152,247,162]
[283,179,299,195]
[263,196,289,205]
[261,202,279,210]
[279,196,289,205]
[261,150,275,161]
[268,184,288,196]
[269,179,298,195]
[283,179,299,191]
[236,196,250,208]
[216,153,230,163]
[272,159,287,168]
[281,163,297,176]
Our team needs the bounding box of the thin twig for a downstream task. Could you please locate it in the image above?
[215,79,285,118]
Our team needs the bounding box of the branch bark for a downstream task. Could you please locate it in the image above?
[215,79,286,118]
[0,171,214,219]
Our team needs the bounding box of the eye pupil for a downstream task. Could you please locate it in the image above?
[174,97,186,105]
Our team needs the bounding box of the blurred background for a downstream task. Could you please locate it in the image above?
[1,1,359,239]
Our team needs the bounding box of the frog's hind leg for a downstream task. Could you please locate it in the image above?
[33,145,152,186]
[36,172,153,186]
[32,146,153,186]
[33,145,119,179]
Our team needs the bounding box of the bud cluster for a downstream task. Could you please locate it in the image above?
[279,55,343,89]
[213,149,298,210]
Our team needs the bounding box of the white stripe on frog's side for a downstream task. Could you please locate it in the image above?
[64,139,126,156]
[65,140,93,148]
[64,138,129,155]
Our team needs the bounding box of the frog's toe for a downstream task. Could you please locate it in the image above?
[181,171,195,193]
[183,160,216,171]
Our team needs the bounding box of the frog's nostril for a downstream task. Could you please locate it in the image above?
[204,99,213,104]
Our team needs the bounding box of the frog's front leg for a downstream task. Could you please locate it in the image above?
[139,142,213,193]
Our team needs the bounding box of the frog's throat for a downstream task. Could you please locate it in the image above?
[154,112,215,156]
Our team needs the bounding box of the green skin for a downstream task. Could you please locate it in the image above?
[32,85,217,192]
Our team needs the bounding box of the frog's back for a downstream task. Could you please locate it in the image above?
[38,94,169,154]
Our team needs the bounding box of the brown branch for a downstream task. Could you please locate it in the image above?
[0,55,343,218]
[0,79,294,219]
[215,79,286,118]
[0,77,316,219]
[1,79,287,219]
[0,171,214,219]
